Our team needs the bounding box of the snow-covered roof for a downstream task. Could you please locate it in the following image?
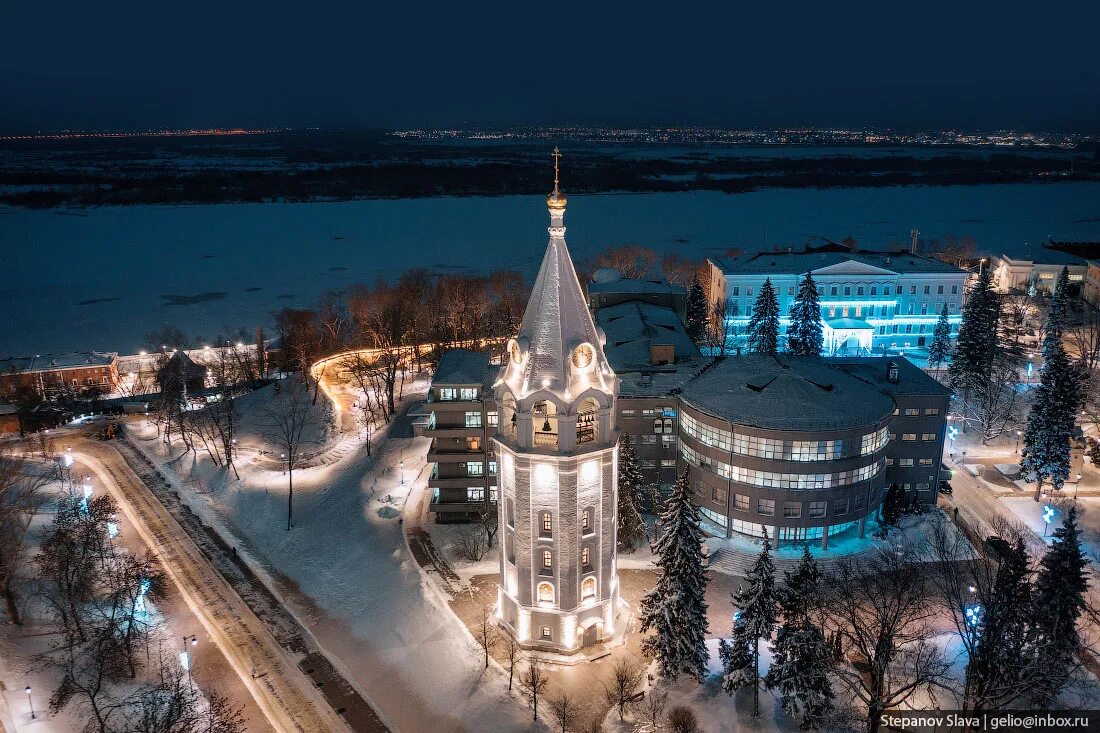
[588,278,687,296]
[597,301,700,372]
[712,250,966,277]
[677,354,895,432]
[433,349,493,386]
[832,357,953,397]
[500,196,616,402]
[0,351,118,374]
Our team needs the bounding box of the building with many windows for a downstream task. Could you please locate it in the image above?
[0,352,120,398]
[421,350,498,521]
[675,354,949,547]
[708,247,970,355]
[992,245,1088,297]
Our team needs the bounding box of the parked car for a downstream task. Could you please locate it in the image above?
[984,535,1012,561]
[938,480,953,495]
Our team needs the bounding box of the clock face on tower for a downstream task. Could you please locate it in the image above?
[571,343,595,370]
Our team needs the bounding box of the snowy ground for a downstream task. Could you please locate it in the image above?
[1002,496,1100,553]
[5,182,1100,355]
[0,455,263,733]
[127,380,541,732]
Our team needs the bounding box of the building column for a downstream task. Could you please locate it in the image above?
[821,527,829,551]
[858,515,866,538]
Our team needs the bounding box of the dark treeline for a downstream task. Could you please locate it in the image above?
[2,131,1097,207]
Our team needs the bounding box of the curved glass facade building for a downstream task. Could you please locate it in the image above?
[675,354,896,548]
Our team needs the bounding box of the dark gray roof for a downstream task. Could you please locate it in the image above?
[588,278,688,295]
[677,354,896,431]
[0,352,117,373]
[832,357,954,398]
[597,301,700,372]
[712,250,966,276]
[433,349,493,386]
[1000,246,1089,267]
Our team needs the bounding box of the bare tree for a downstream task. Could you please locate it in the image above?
[956,351,1025,444]
[602,658,643,721]
[661,253,705,286]
[592,244,657,279]
[520,657,549,721]
[0,446,49,623]
[36,494,118,643]
[503,635,521,691]
[476,606,501,670]
[822,550,952,733]
[548,688,580,733]
[704,297,735,356]
[637,688,669,731]
[125,646,246,733]
[451,526,488,562]
[348,280,417,415]
[260,379,313,531]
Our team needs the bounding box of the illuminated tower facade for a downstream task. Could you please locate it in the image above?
[494,149,621,652]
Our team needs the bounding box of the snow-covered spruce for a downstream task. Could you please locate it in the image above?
[1021,329,1081,500]
[766,547,834,730]
[747,278,780,355]
[787,272,823,357]
[616,434,647,552]
[927,303,952,371]
[728,530,778,717]
[639,468,710,682]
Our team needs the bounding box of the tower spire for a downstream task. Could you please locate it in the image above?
[547,147,567,211]
[552,146,561,194]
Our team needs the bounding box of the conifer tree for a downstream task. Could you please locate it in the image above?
[787,273,823,356]
[1042,266,1071,359]
[686,275,709,343]
[616,434,648,551]
[720,616,754,693]
[639,469,710,682]
[747,278,780,355]
[965,537,1032,711]
[767,547,834,729]
[1030,507,1089,705]
[880,483,904,529]
[731,531,779,717]
[1021,335,1080,501]
[927,303,953,371]
[949,267,1000,393]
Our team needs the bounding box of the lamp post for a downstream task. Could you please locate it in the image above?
[1042,504,1055,538]
[25,685,34,719]
[1075,472,1082,503]
[181,635,197,691]
[1015,430,1022,454]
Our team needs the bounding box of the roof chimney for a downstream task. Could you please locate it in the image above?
[887,361,900,384]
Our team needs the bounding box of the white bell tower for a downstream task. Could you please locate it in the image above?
[494,148,621,652]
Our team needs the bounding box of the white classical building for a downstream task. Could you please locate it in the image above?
[493,153,622,652]
[709,248,970,355]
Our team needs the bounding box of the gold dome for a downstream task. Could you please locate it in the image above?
[547,191,567,209]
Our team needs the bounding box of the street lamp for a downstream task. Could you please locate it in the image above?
[25,685,34,719]
[1015,430,1022,454]
[1042,504,1055,538]
[1075,473,1082,503]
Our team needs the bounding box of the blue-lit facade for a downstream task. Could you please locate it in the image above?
[708,250,970,355]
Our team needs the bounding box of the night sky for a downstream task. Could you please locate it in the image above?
[3,1,1098,133]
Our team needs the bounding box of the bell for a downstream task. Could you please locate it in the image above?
[542,418,552,433]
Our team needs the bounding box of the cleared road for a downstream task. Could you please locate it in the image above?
[74,438,350,733]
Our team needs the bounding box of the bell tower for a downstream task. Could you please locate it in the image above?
[494,148,621,652]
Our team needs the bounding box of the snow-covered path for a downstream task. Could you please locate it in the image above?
[132,419,537,733]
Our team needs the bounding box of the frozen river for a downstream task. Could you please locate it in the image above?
[2,182,1099,356]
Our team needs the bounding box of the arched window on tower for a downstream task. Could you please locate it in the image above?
[537,582,555,606]
[502,393,517,438]
[533,400,558,448]
[577,397,599,445]
[581,576,597,601]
